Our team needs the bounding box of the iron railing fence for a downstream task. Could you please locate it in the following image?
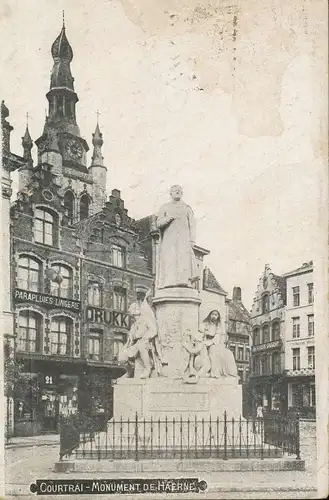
[60,412,300,461]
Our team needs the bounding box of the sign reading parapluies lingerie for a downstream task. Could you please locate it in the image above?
[13,288,81,312]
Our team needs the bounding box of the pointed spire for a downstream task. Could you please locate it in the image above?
[91,121,104,166]
[22,119,33,165]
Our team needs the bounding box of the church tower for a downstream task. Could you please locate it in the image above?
[32,19,109,219]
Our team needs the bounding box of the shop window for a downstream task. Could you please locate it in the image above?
[89,329,102,361]
[307,346,315,369]
[310,383,316,407]
[50,264,73,298]
[272,321,280,341]
[292,348,300,370]
[64,191,75,224]
[291,383,303,407]
[111,245,125,268]
[308,315,314,336]
[50,316,72,355]
[307,283,314,304]
[113,287,127,312]
[88,282,102,307]
[262,325,270,344]
[80,195,89,220]
[292,317,300,338]
[17,255,42,292]
[292,286,300,307]
[17,311,42,353]
[34,208,57,246]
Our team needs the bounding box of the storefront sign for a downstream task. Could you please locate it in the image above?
[13,288,81,312]
[251,340,281,353]
[86,306,131,328]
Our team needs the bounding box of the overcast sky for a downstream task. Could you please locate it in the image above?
[0,0,326,309]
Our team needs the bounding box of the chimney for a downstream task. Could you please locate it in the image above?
[233,286,242,301]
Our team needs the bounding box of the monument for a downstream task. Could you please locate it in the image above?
[114,185,242,419]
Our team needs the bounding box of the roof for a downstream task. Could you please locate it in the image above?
[203,267,227,296]
[227,297,251,324]
[283,261,313,277]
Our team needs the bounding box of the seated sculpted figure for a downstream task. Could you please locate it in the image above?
[181,329,211,383]
[118,291,162,379]
[201,310,238,378]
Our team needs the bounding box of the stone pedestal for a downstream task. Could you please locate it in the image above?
[113,377,242,420]
[153,287,201,378]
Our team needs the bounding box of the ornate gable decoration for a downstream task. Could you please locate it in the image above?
[102,189,136,230]
[12,163,64,216]
[251,265,286,317]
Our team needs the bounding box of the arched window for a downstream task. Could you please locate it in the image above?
[111,245,125,268]
[50,264,73,298]
[17,311,42,353]
[80,195,89,220]
[35,208,56,246]
[253,327,260,345]
[88,282,102,307]
[17,256,41,292]
[262,294,270,314]
[64,191,75,224]
[272,321,280,341]
[262,324,270,344]
[50,316,73,355]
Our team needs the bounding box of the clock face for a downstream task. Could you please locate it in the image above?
[66,139,83,161]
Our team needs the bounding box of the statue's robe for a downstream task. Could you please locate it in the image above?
[156,201,197,289]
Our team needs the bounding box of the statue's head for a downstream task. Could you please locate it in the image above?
[170,185,183,201]
[203,310,221,325]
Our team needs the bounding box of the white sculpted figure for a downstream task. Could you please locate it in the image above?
[156,185,198,289]
[118,291,163,379]
[201,310,238,378]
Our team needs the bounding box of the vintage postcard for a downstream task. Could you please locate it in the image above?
[0,0,328,499]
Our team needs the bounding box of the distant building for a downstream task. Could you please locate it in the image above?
[283,262,315,414]
[226,287,251,384]
[249,262,314,417]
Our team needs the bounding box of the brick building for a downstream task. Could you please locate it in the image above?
[2,23,153,436]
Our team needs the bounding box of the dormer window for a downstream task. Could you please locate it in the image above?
[262,294,269,314]
[35,208,57,246]
[80,195,89,220]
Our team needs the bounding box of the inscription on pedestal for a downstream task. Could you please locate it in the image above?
[149,391,208,413]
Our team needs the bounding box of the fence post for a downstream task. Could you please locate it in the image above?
[295,413,301,460]
[135,412,139,462]
[260,417,264,460]
[224,411,228,460]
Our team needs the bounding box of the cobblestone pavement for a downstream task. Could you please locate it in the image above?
[5,444,318,499]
